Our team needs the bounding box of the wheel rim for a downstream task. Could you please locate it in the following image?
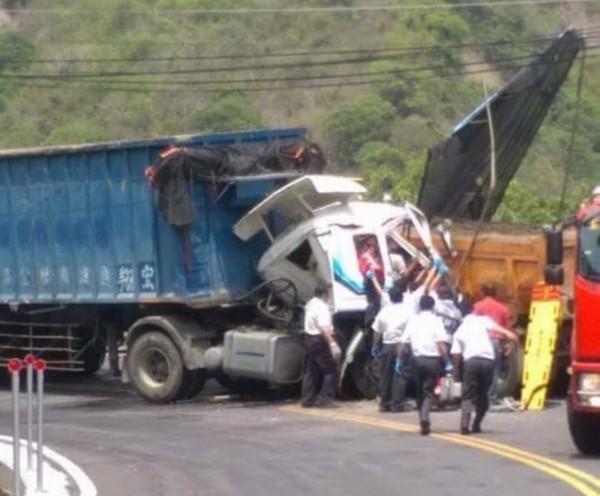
[140,347,170,387]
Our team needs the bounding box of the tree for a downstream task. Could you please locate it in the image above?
[325,93,395,165]
[191,91,265,132]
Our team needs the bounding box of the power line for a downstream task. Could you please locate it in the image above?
[17,34,559,65]
[4,35,596,81]
[6,45,596,88]
[9,50,600,95]
[5,0,600,15]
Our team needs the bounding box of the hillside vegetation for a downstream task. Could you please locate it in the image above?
[0,0,599,222]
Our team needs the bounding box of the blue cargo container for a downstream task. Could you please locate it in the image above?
[0,128,306,307]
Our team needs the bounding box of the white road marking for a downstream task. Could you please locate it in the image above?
[0,435,97,496]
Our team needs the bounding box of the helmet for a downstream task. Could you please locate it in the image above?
[593,184,600,196]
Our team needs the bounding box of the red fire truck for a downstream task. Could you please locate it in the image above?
[561,190,600,455]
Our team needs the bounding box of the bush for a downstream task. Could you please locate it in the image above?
[191,92,265,132]
[325,93,395,164]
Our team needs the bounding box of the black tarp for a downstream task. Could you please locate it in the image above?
[145,138,326,227]
[417,29,584,221]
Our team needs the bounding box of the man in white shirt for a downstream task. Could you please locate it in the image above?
[301,284,341,408]
[371,285,411,412]
[400,295,449,435]
[451,301,518,435]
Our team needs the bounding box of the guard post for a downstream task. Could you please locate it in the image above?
[8,358,23,496]
[24,354,35,472]
[34,358,46,493]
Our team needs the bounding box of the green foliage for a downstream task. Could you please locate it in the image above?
[493,179,591,223]
[359,150,426,203]
[190,92,265,132]
[355,141,405,170]
[44,119,107,145]
[0,31,35,73]
[325,93,395,164]
[0,0,594,224]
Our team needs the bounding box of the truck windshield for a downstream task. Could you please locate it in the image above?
[578,215,600,281]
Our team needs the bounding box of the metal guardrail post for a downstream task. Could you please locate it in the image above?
[7,358,23,496]
[24,355,34,472]
[34,358,46,494]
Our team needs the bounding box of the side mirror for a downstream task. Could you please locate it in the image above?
[544,265,564,286]
[543,226,563,265]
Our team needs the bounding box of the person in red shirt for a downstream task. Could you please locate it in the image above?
[576,184,600,221]
[358,236,385,327]
[473,283,514,404]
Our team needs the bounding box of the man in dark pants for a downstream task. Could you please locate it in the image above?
[301,284,341,408]
[400,295,448,435]
[451,301,518,434]
[371,284,410,412]
[474,283,512,405]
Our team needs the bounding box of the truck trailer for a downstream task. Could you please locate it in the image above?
[0,127,440,403]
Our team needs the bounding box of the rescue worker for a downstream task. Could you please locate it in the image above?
[387,238,407,281]
[577,184,600,220]
[400,294,449,435]
[435,284,462,341]
[474,283,512,404]
[451,301,518,434]
[301,284,341,408]
[358,236,385,327]
[371,284,411,412]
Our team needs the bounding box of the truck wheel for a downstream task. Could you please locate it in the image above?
[127,331,185,403]
[343,352,378,400]
[497,341,524,399]
[568,401,600,455]
[177,369,207,400]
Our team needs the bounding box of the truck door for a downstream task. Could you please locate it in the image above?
[317,226,391,315]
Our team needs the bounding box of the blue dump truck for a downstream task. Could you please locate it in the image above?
[0,127,438,403]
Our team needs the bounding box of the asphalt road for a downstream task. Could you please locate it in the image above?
[0,375,598,496]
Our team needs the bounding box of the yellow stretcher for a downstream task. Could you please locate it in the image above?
[520,284,563,411]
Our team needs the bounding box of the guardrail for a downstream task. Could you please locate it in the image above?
[6,355,46,496]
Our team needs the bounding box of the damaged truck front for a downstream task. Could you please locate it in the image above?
[0,127,441,403]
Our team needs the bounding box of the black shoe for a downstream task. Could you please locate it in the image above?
[379,405,391,413]
[460,426,471,435]
[420,422,431,436]
[314,398,339,409]
[472,422,482,433]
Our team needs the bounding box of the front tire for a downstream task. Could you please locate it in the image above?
[177,369,207,400]
[127,331,185,403]
[568,400,600,455]
[343,351,378,400]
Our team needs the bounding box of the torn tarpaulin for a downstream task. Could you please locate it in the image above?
[145,138,327,228]
[417,29,584,221]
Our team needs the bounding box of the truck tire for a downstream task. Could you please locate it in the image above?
[177,369,207,400]
[127,331,185,403]
[497,341,524,399]
[568,401,600,455]
[343,351,378,400]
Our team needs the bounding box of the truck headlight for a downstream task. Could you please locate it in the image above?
[579,373,600,391]
[577,373,600,408]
